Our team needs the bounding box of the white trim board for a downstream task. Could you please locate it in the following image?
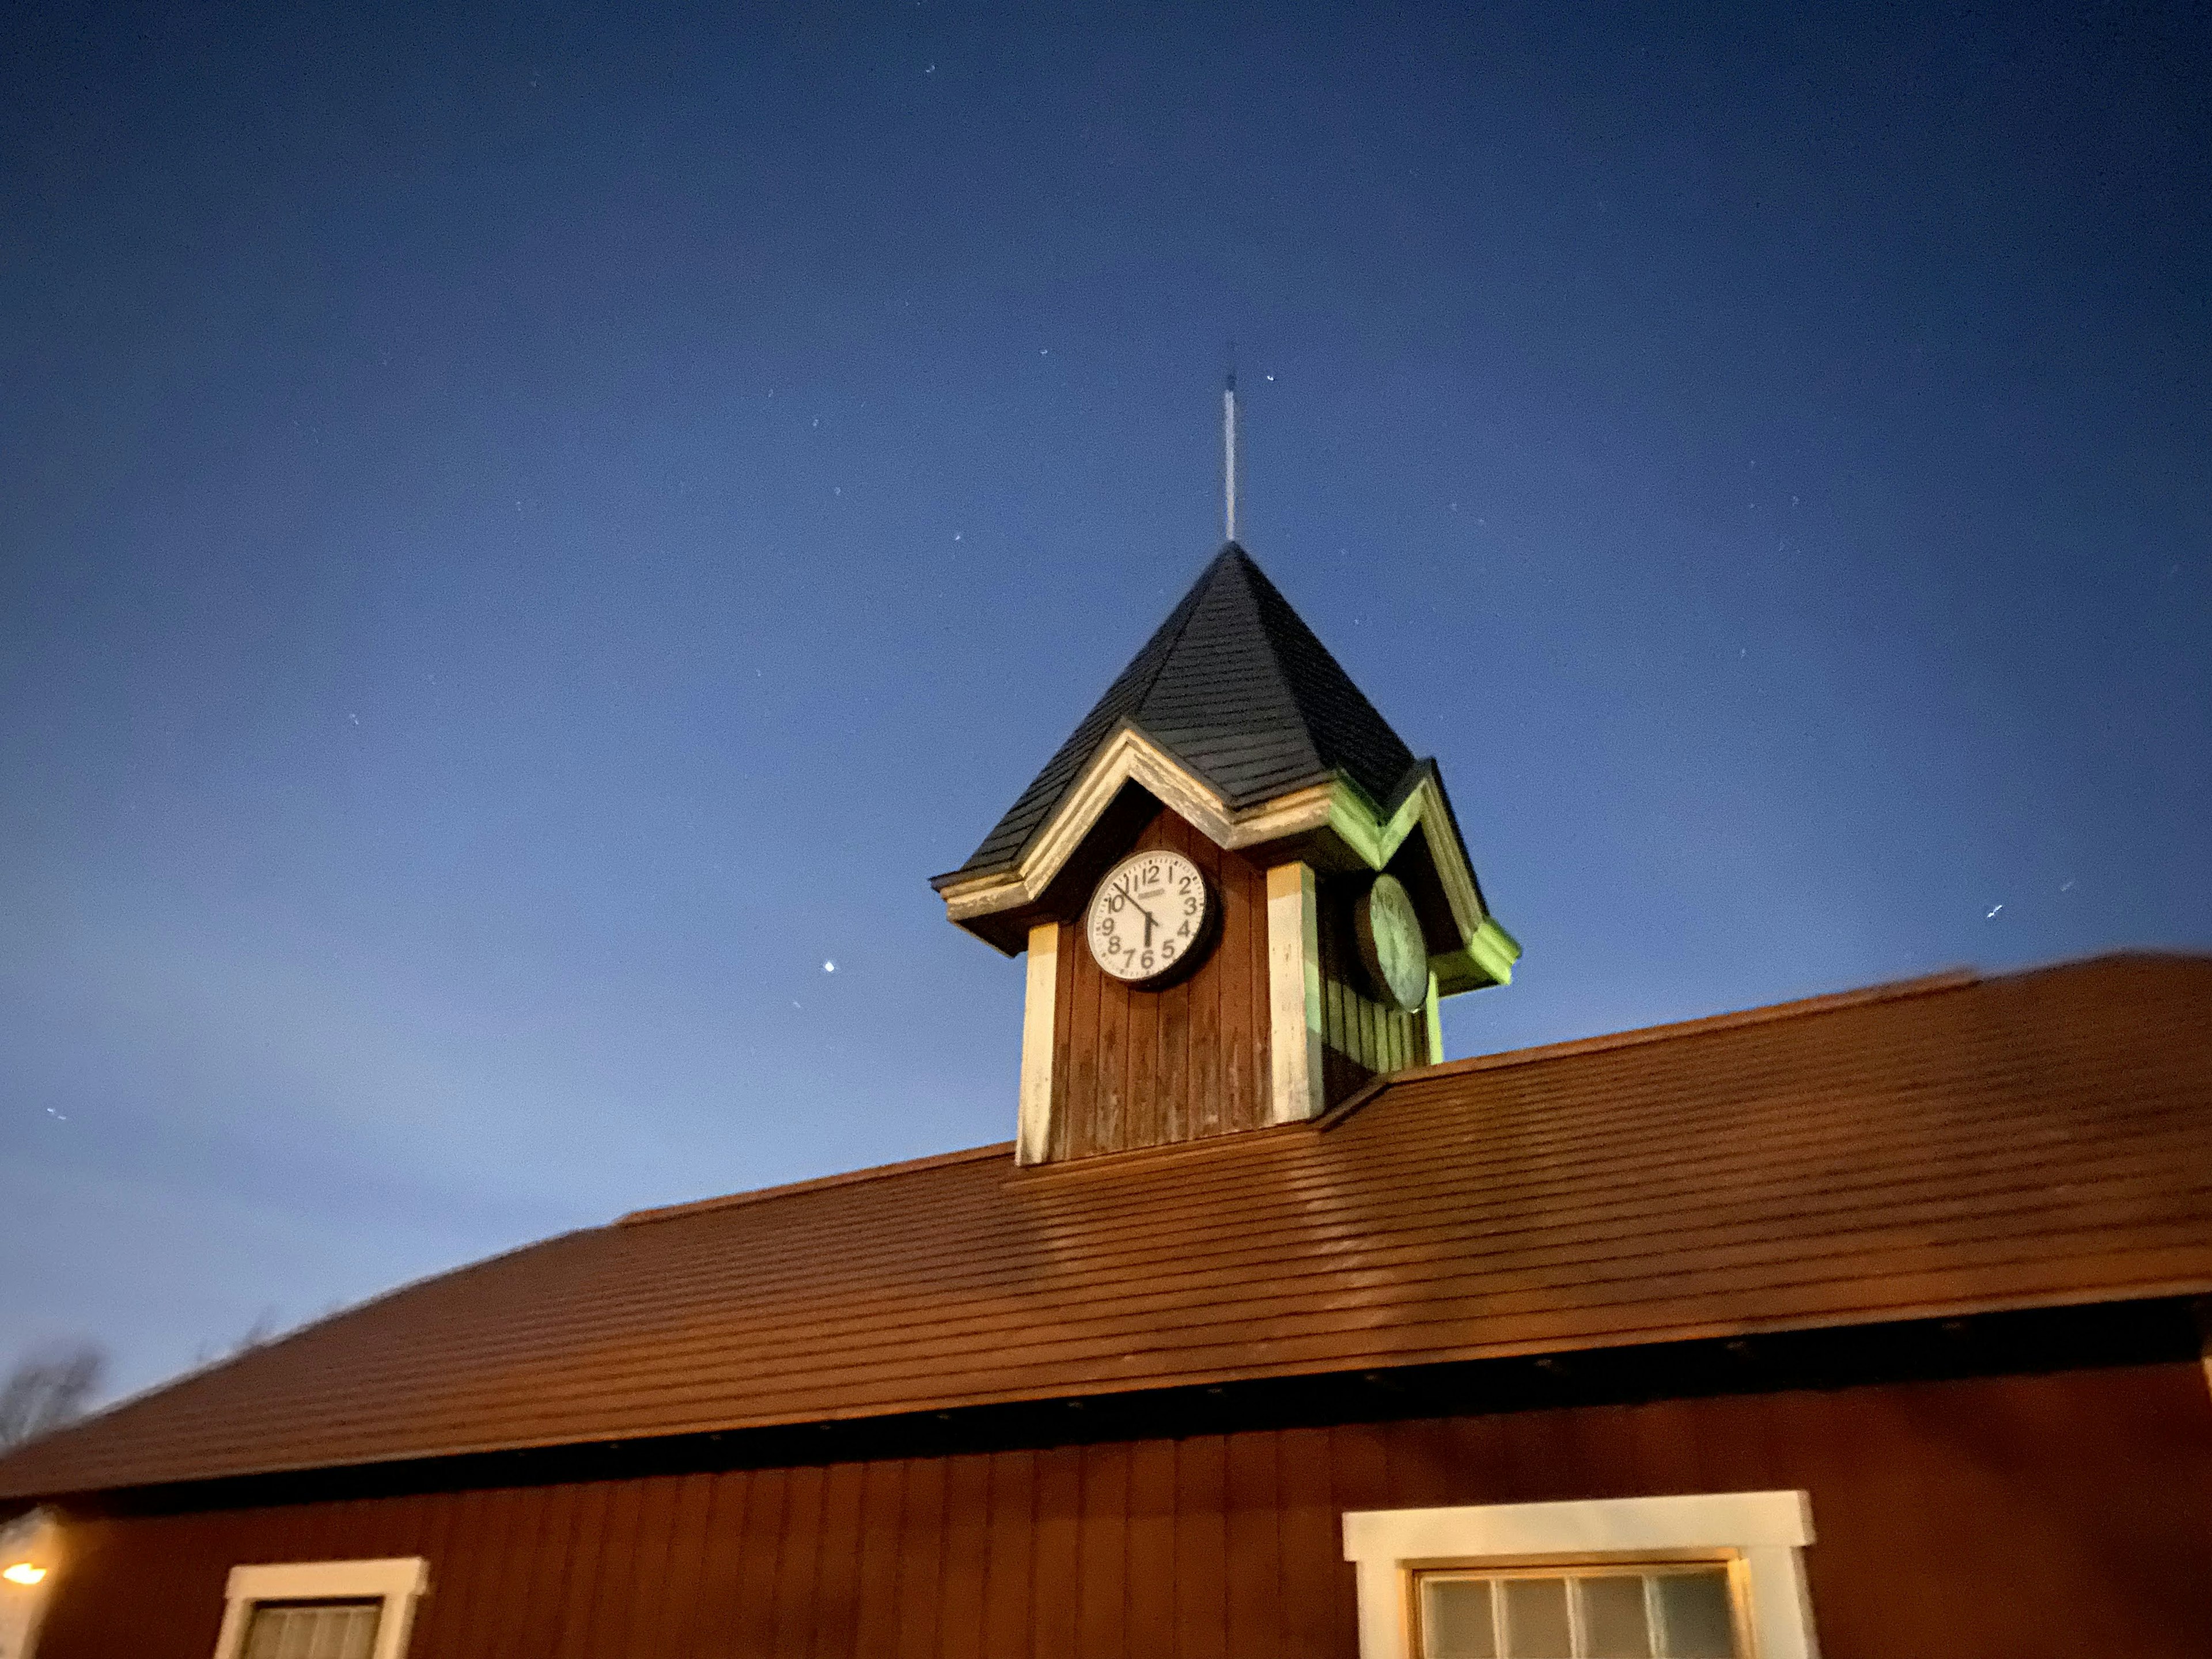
[1266,862,1326,1124]
[936,723,1515,990]
[1015,921,1060,1165]
[211,1558,428,1659]
[1343,1492,1819,1659]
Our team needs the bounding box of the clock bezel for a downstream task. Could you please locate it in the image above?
[1084,848,1216,988]
[1352,872,1432,1013]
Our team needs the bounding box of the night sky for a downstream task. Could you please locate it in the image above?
[4,2,2207,1400]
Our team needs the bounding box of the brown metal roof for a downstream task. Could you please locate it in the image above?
[4,952,2208,1500]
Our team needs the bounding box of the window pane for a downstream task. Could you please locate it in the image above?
[1500,1577,1572,1659]
[1422,1578,1498,1659]
[241,1602,381,1659]
[1652,1571,1737,1659]
[1577,1575,1652,1659]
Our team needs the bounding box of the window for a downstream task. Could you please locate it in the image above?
[1343,1493,1817,1659]
[1415,1561,1743,1657]
[238,1600,383,1659]
[211,1560,426,1659]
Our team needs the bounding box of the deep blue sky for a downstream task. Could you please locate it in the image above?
[3,1,2207,1399]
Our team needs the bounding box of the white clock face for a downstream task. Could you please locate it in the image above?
[1086,849,1210,983]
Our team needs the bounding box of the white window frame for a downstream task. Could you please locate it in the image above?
[210,1558,427,1659]
[1343,1491,1819,1659]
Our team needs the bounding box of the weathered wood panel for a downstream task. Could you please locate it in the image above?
[1315,884,1429,1106]
[1044,803,1441,1158]
[1049,806,1276,1161]
[34,1360,2212,1659]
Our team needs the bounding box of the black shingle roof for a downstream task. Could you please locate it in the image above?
[936,545,1419,884]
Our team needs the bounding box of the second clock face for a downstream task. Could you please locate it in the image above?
[1087,850,1209,983]
[1354,873,1432,1012]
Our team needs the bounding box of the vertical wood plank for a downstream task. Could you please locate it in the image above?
[895,1458,948,1659]
[1330,1423,1390,1659]
[772,1464,828,1656]
[438,1483,518,1659]
[1224,1431,1280,1659]
[1094,961,1126,1157]
[1126,919,1161,1153]
[937,1453,994,1659]
[732,1467,787,1658]
[1126,1438,1178,1658]
[652,1472,717,1657]
[852,1460,910,1659]
[625,1475,688,1658]
[688,1470,752,1657]
[1065,915,1101,1161]
[505,1478,583,1659]
[1075,1441,1131,1659]
[1217,847,1256,1134]
[813,1459,869,1659]
[982,1450,1037,1659]
[1187,830,1226,1140]
[1052,919,1079,1162]
[579,1477,649,1657]
[1175,1434,1229,1659]
[549,1479,614,1659]
[1030,1445,1085,1659]
[1275,1426,1341,1659]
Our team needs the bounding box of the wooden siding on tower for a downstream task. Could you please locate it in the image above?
[1043,804,1433,1157]
[1314,883,1429,1106]
[33,1359,2212,1659]
[1048,806,1272,1162]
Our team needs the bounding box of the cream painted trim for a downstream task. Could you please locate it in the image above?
[211,1558,428,1659]
[1423,971,1443,1065]
[1343,1493,1817,1659]
[936,725,1513,985]
[1016,922,1060,1166]
[0,1509,59,1659]
[1267,862,1325,1124]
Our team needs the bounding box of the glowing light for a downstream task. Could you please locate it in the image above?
[2,1563,46,1586]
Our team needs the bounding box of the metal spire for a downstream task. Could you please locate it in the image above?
[1223,347,1239,544]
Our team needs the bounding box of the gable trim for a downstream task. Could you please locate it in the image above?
[934,721,1516,990]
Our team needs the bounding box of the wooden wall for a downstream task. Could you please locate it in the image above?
[1044,808,1272,1162]
[1314,894,1429,1105]
[1041,804,1431,1162]
[35,1360,2212,1659]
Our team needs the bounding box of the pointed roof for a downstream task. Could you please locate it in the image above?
[939,545,1419,884]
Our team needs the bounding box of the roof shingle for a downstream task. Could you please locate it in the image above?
[937,544,1419,884]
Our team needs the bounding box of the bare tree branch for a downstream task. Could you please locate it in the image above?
[0,1343,107,1450]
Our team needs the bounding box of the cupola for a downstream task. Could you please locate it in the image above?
[933,543,1518,1165]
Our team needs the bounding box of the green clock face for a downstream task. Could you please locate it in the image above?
[1087,850,1209,983]
[1354,874,1430,1012]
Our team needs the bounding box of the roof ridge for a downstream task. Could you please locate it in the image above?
[1204,544,1331,787]
[1412,966,1983,1084]
[619,1141,1015,1226]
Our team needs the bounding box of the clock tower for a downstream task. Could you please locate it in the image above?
[932,544,1518,1165]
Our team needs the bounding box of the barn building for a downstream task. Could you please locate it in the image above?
[2,544,2209,1659]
